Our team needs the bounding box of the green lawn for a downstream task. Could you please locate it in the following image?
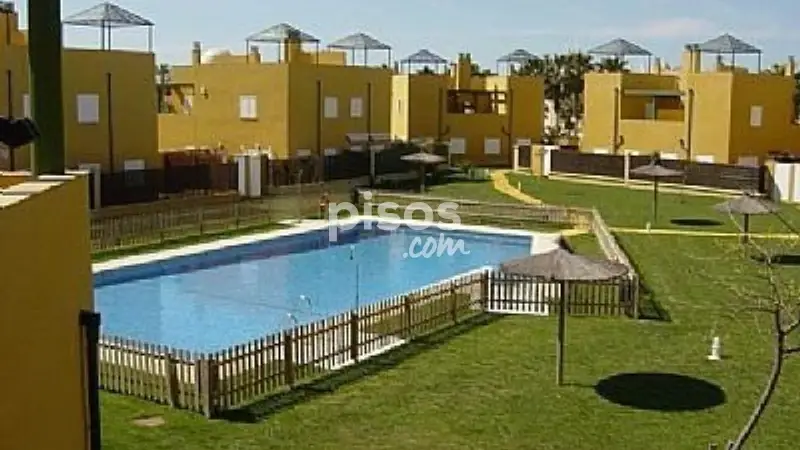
[100,177,800,449]
[505,173,800,233]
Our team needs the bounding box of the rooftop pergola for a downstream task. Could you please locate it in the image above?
[399,49,448,74]
[693,33,762,71]
[62,2,154,52]
[588,38,652,71]
[328,32,392,67]
[496,48,537,74]
[245,23,320,63]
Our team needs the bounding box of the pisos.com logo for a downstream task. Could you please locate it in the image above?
[327,191,470,259]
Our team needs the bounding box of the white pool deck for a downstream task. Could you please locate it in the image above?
[93,215,562,273]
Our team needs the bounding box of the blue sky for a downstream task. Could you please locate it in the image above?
[13,0,800,68]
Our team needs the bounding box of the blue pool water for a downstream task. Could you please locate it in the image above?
[95,222,533,352]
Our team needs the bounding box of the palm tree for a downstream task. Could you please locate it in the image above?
[593,57,629,73]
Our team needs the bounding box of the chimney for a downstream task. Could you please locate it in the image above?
[249,45,261,64]
[691,45,701,72]
[192,41,202,66]
[786,56,796,77]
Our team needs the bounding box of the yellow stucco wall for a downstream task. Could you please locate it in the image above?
[159,44,391,158]
[583,59,800,164]
[287,63,392,155]
[161,63,290,153]
[0,173,93,450]
[391,57,544,166]
[0,10,159,172]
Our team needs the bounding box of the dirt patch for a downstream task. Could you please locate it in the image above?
[132,415,165,427]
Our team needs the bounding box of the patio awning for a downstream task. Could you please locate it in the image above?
[328,32,391,50]
[63,2,153,27]
[400,49,447,65]
[588,38,652,57]
[246,23,319,43]
[497,49,537,63]
[696,34,761,54]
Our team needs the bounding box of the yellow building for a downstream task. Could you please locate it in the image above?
[0,2,160,172]
[158,25,393,159]
[0,173,98,450]
[391,51,545,166]
[582,34,800,165]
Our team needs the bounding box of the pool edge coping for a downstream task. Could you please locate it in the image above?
[93,216,563,274]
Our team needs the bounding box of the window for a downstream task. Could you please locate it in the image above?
[239,95,257,120]
[484,138,501,155]
[76,94,100,124]
[350,97,363,118]
[695,155,714,164]
[296,149,312,158]
[447,89,506,114]
[750,105,763,127]
[324,97,338,118]
[644,101,656,119]
[183,94,194,115]
[22,93,30,117]
[123,159,145,186]
[323,148,339,156]
[449,138,466,154]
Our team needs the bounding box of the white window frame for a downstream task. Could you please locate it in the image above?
[484,138,501,155]
[449,137,466,155]
[324,96,338,118]
[239,95,258,120]
[350,97,363,118]
[22,93,31,117]
[183,94,194,114]
[76,94,100,124]
[750,105,763,127]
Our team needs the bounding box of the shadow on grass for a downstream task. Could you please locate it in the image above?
[752,253,800,266]
[670,218,723,227]
[595,372,726,412]
[612,234,671,322]
[220,313,503,424]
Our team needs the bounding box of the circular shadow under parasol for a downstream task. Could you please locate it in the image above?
[595,372,726,412]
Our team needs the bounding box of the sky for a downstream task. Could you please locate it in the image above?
[12,0,800,69]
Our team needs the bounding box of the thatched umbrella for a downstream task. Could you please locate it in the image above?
[714,192,779,242]
[501,248,629,385]
[401,151,446,192]
[630,162,683,224]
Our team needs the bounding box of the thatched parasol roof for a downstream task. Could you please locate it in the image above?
[500,248,628,281]
[630,163,683,178]
[401,152,446,165]
[714,193,779,215]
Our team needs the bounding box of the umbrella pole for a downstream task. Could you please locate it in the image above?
[556,281,567,386]
[419,164,425,193]
[742,214,750,244]
[652,178,659,225]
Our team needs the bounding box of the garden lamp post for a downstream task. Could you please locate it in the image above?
[350,244,360,310]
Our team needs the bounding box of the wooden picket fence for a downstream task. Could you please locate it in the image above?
[98,269,635,417]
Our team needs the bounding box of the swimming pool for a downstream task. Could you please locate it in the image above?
[94,220,541,352]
